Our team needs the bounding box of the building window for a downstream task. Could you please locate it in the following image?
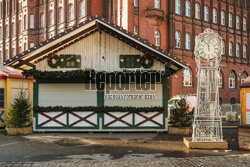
[134,26,138,35]
[154,30,160,47]
[212,8,217,24]
[204,6,209,22]
[80,1,85,17]
[241,72,248,84]
[185,0,191,17]
[229,42,233,56]
[228,13,233,28]
[12,23,15,36]
[183,68,192,87]
[12,48,15,57]
[243,18,247,31]
[195,3,200,19]
[30,14,34,28]
[30,43,34,48]
[134,0,138,7]
[222,40,225,55]
[236,43,240,58]
[5,50,8,60]
[49,11,54,25]
[185,33,191,50]
[19,21,22,33]
[221,11,225,26]
[59,8,64,23]
[6,25,8,37]
[243,45,247,58]
[175,0,181,15]
[154,0,160,9]
[236,15,240,30]
[69,4,74,20]
[175,31,181,48]
[24,15,26,29]
[229,71,236,88]
[40,13,44,28]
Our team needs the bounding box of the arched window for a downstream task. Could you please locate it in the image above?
[6,25,8,37]
[69,4,74,20]
[222,40,225,55]
[12,48,15,57]
[221,11,225,26]
[212,8,217,24]
[59,8,64,23]
[243,45,247,58]
[241,72,248,84]
[195,3,200,19]
[24,15,26,29]
[175,0,181,15]
[230,97,236,104]
[236,43,240,57]
[183,68,192,87]
[80,1,85,17]
[204,6,209,22]
[229,42,233,56]
[30,14,34,28]
[19,21,22,33]
[185,0,191,17]
[229,71,236,88]
[175,31,181,48]
[185,33,191,50]
[40,13,44,28]
[49,11,54,25]
[243,17,247,31]
[154,30,160,47]
[236,15,240,30]
[154,0,160,9]
[134,0,138,7]
[5,50,9,60]
[228,13,233,28]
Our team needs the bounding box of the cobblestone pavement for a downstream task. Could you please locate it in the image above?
[0,154,249,167]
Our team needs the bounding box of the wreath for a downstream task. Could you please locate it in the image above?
[47,54,60,68]
[140,55,154,69]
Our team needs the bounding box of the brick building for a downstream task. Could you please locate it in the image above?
[0,0,249,105]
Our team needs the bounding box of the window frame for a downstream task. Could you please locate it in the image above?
[185,33,191,50]
[49,11,54,26]
[154,0,160,9]
[236,15,240,30]
[212,8,217,24]
[229,42,233,57]
[154,30,161,47]
[30,14,35,29]
[229,71,236,89]
[204,6,209,22]
[241,72,248,84]
[195,3,200,19]
[40,13,44,28]
[243,45,247,58]
[236,43,240,58]
[80,1,85,17]
[175,31,181,48]
[243,17,247,31]
[69,4,74,21]
[183,68,192,87]
[228,13,233,28]
[221,11,225,26]
[185,0,191,17]
[175,0,181,15]
[59,8,64,23]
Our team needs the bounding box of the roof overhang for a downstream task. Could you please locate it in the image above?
[4,16,187,74]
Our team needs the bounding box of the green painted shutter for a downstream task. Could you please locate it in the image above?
[59,55,66,68]
[120,55,126,68]
[135,55,141,68]
[76,55,81,68]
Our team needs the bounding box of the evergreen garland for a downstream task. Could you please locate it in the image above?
[22,69,165,82]
[34,106,164,113]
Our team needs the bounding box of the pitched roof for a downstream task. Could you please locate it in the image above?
[0,63,22,78]
[4,16,187,74]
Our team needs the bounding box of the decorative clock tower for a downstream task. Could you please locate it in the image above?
[192,28,223,142]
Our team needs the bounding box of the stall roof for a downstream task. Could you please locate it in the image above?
[4,16,187,74]
[0,64,23,78]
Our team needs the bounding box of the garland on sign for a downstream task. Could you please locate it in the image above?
[47,54,60,68]
[34,106,164,113]
[140,55,154,69]
[22,69,165,82]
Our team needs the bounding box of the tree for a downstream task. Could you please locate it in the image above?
[169,97,193,127]
[5,90,32,128]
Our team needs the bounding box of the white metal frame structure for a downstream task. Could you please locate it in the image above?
[192,28,223,142]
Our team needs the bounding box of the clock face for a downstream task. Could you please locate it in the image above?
[199,38,221,60]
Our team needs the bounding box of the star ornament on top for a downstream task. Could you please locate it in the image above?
[195,28,223,62]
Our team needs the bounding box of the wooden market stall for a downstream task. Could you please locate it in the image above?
[240,76,250,125]
[4,16,187,132]
[0,65,33,128]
